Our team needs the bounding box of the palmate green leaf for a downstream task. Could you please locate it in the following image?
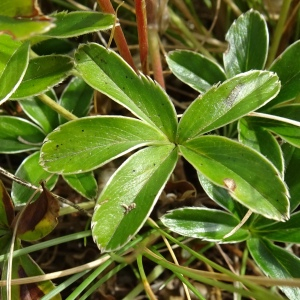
[0,116,45,153]
[177,70,280,143]
[161,207,249,243]
[11,55,73,99]
[11,151,58,206]
[248,238,300,300]
[19,89,59,134]
[59,77,93,124]
[166,50,226,93]
[92,145,178,252]
[282,144,300,212]
[254,211,300,244]
[238,117,284,174]
[74,44,177,141]
[223,10,268,77]
[40,116,169,174]
[0,16,54,40]
[265,40,300,108]
[63,172,98,200]
[43,11,114,38]
[0,35,29,105]
[197,173,247,219]
[179,136,289,221]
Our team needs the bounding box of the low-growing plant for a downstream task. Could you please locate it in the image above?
[0,1,300,299]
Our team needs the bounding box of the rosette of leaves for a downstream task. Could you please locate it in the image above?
[40,8,297,262]
[164,10,300,299]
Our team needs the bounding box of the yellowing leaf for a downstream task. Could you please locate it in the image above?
[0,1,54,40]
[0,0,45,18]
[12,182,60,241]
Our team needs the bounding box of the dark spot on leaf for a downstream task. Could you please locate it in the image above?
[82,129,84,132]
[56,145,59,148]
[132,169,136,172]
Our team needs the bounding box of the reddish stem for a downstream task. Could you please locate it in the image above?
[97,0,137,71]
[146,0,165,88]
[135,0,149,74]
[148,30,165,88]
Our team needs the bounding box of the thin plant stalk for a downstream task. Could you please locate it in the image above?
[144,248,279,300]
[146,218,286,299]
[65,258,114,299]
[79,263,127,300]
[146,0,165,88]
[41,270,90,300]
[123,265,165,299]
[249,111,300,127]
[172,0,208,35]
[0,231,92,264]
[158,242,215,291]
[97,0,136,71]
[38,94,78,121]
[222,0,242,16]
[168,7,215,61]
[157,220,191,299]
[6,188,41,300]
[137,254,158,300]
[267,0,292,67]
